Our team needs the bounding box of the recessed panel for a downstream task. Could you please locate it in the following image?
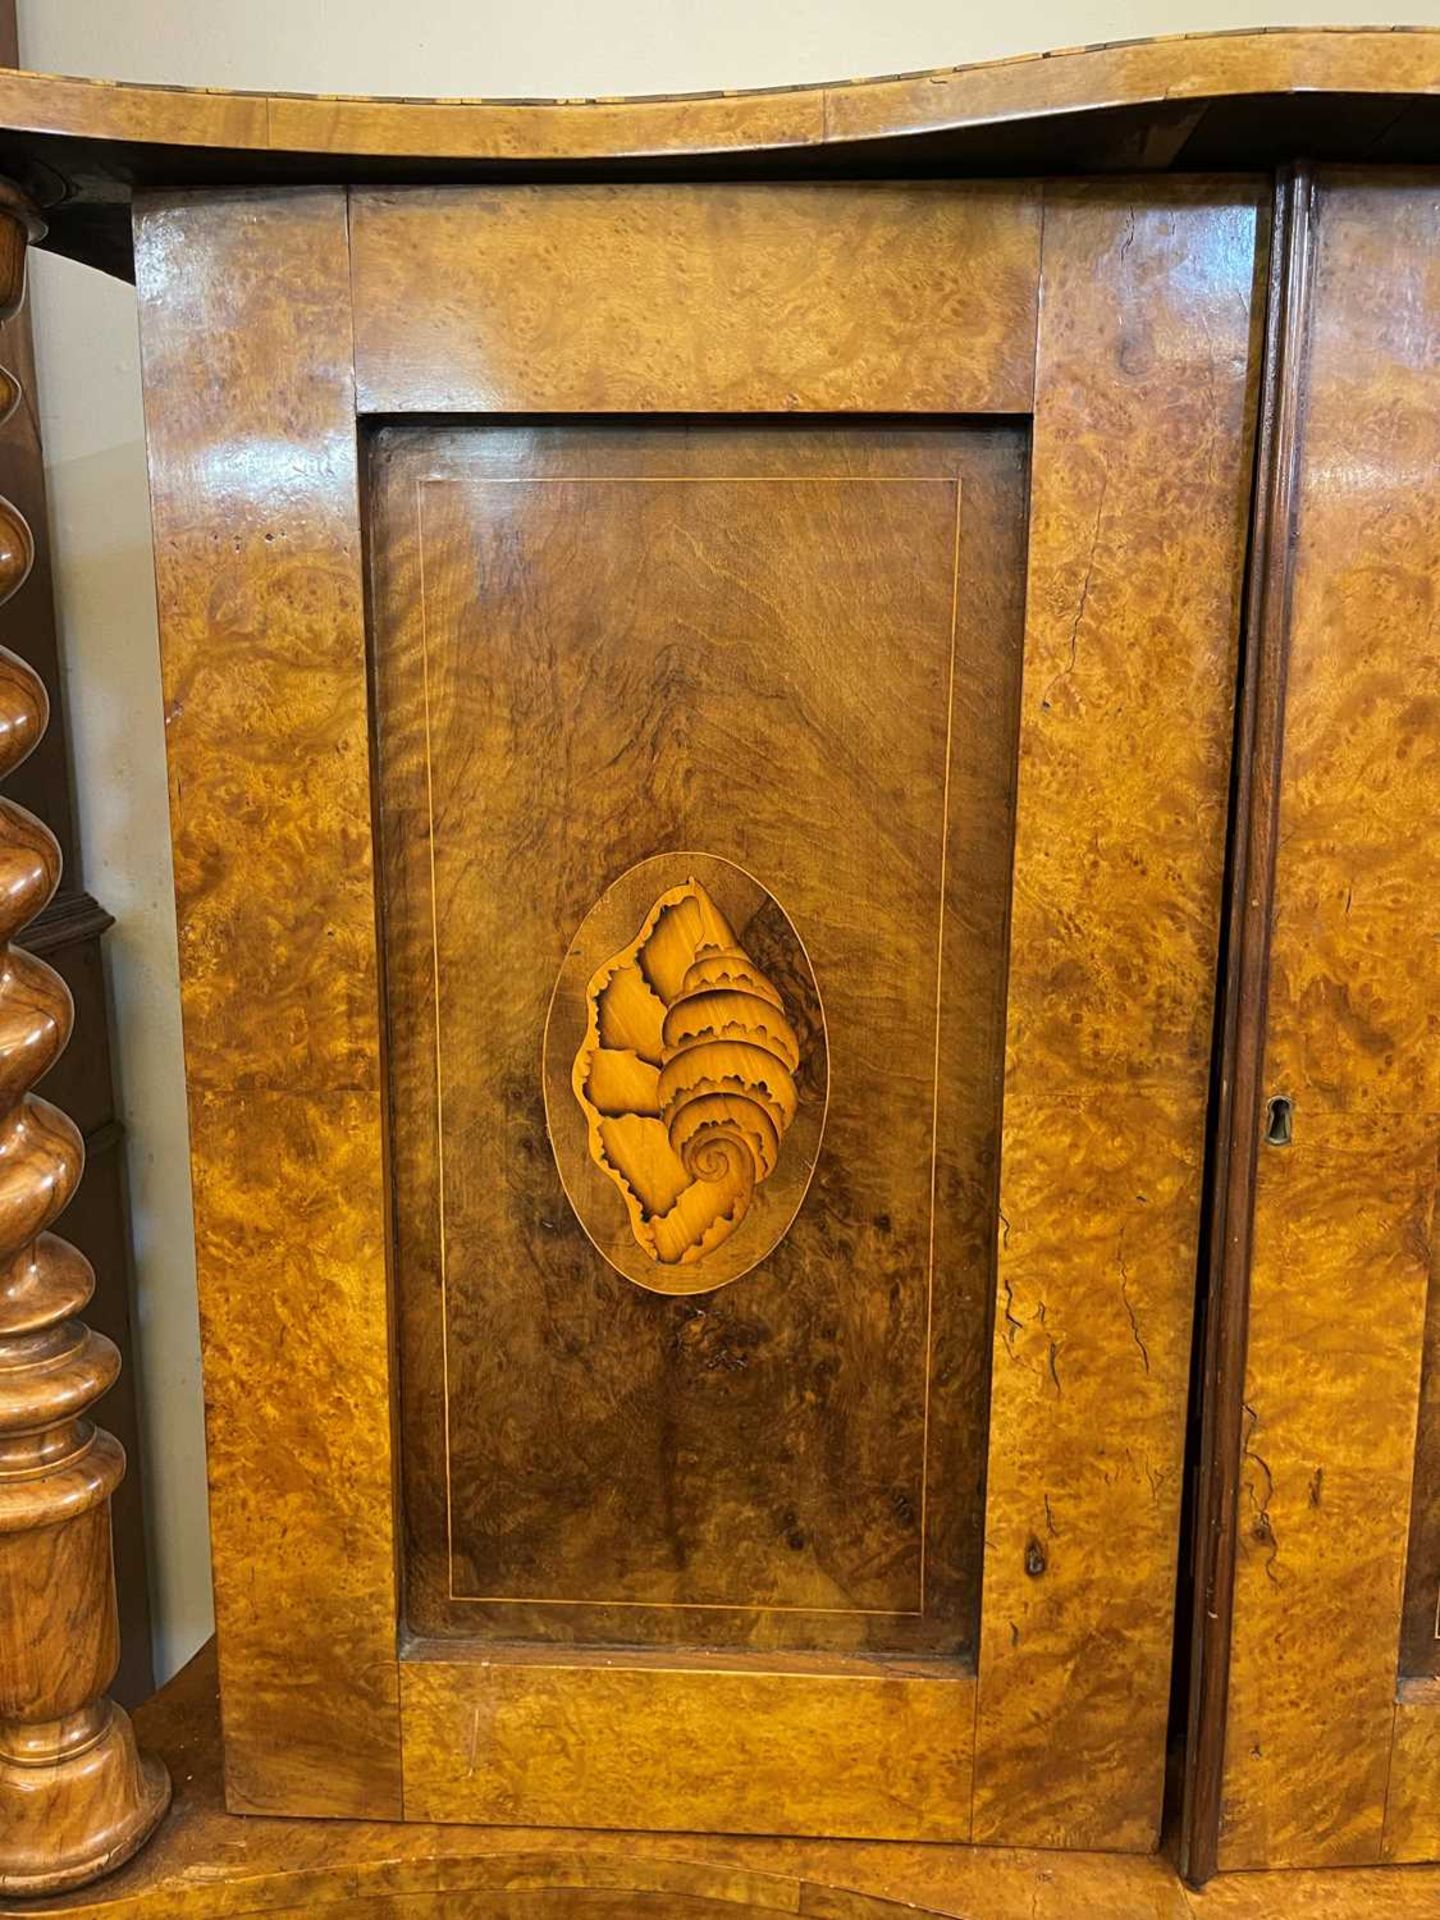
[370,422,1027,1657]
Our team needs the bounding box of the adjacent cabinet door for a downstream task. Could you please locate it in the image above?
[134,177,1264,1845]
[1201,169,1440,1874]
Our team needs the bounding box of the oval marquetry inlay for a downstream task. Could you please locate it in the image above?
[544,853,826,1295]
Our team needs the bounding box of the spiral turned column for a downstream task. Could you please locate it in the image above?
[0,182,169,1895]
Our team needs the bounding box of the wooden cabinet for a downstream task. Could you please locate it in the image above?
[0,32,1437,1903]
[127,171,1260,1851]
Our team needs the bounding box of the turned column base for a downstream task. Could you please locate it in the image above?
[0,1700,171,1896]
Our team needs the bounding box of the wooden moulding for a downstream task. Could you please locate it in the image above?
[0,31,1427,278]
[0,29,1432,168]
[0,186,168,1896]
[1216,171,1440,1870]
[1179,164,1313,1888]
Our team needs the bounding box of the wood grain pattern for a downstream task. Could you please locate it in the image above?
[348,184,1040,415]
[109,151,1430,1863]
[1222,1129,1432,1867]
[0,210,155,1711]
[1186,1858,1440,1919]
[1381,1693,1440,1864]
[371,423,1025,1679]
[2,33,1440,277]
[1178,165,1309,1888]
[401,1656,975,1840]
[971,181,1264,1849]
[0,30,1431,168]
[1218,173,1440,1871]
[132,189,401,1819]
[0,196,167,1895]
[824,30,1440,147]
[279,30,1440,163]
[24,1640,1440,1920]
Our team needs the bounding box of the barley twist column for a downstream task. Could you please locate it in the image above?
[0,180,169,1895]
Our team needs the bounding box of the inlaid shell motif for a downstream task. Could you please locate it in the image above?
[572,880,803,1273]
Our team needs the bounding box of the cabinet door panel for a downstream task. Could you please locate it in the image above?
[136,177,1263,1846]
[373,422,1023,1678]
[1214,171,1440,1873]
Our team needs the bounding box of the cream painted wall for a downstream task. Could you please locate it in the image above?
[16,0,1437,1685]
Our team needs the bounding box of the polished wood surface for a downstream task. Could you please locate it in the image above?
[15,913,150,1713]
[0,194,166,1895]
[368,419,1016,1839]
[1217,171,1440,1871]
[251,27,1440,161]
[0,28,1428,160]
[0,4,152,1704]
[128,161,1273,1851]
[13,1641,1440,1919]
[1404,1338,1440,1682]
[1179,164,1312,1886]
[349,183,1040,414]
[971,181,1262,1852]
[403,1653,976,1841]
[0,33,1436,269]
[372,423,1019,1686]
[70,36,1440,1879]
[132,189,401,1820]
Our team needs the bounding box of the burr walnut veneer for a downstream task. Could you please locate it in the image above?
[129,171,1258,1851]
[0,28,1437,1907]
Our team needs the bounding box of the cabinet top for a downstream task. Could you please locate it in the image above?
[3,27,1439,278]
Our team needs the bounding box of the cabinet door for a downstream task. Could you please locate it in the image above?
[134,177,1263,1846]
[1203,170,1440,1873]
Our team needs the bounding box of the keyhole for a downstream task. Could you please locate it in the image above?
[1265,1094,1293,1148]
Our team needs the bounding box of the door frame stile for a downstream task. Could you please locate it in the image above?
[1179,161,1316,1888]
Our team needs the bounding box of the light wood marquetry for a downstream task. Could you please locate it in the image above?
[562,870,813,1291]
